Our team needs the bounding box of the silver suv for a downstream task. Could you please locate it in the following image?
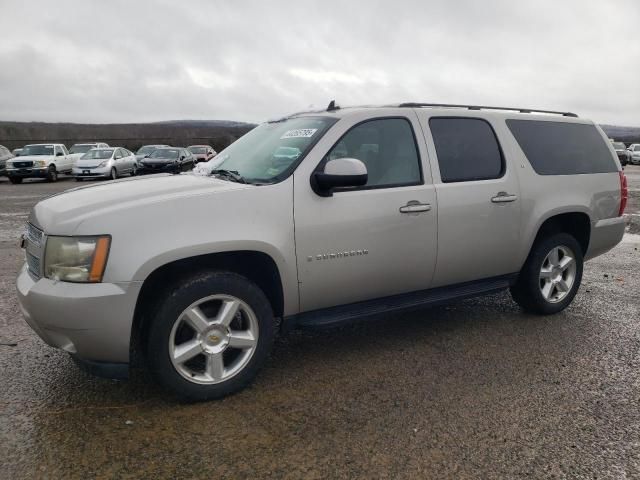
[17,103,628,400]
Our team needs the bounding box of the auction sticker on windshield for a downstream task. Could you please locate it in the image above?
[280,129,317,139]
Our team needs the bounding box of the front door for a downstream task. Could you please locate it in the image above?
[294,110,438,312]
[417,114,522,287]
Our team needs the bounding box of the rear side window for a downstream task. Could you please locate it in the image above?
[429,118,504,183]
[507,120,617,175]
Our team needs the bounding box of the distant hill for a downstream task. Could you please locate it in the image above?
[1,119,638,152]
[600,125,640,144]
[0,120,256,152]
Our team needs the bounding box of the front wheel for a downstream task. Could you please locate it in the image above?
[131,164,137,177]
[510,233,583,315]
[110,167,118,180]
[9,177,23,184]
[146,271,275,401]
[46,165,57,182]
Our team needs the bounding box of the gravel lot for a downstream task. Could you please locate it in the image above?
[1,169,639,479]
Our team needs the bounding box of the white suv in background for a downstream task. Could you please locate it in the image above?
[629,144,640,165]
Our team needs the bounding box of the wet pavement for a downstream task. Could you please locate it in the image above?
[1,171,639,479]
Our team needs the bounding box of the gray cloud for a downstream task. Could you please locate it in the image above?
[1,0,638,125]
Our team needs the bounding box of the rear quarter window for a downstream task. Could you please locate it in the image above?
[506,120,617,175]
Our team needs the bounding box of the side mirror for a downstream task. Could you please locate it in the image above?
[312,158,368,197]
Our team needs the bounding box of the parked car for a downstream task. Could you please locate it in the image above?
[16,103,627,401]
[135,144,170,162]
[629,144,640,165]
[612,142,631,166]
[137,147,194,174]
[68,143,110,166]
[11,148,23,157]
[72,147,137,181]
[187,145,217,163]
[0,145,13,177]
[5,143,72,183]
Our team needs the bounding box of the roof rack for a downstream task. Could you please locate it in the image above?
[398,102,578,118]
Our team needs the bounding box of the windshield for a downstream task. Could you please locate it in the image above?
[21,145,54,156]
[612,142,625,149]
[207,117,336,183]
[69,144,96,154]
[137,145,162,155]
[149,148,180,159]
[82,149,113,160]
[189,147,208,154]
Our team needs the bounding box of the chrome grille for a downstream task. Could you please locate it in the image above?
[26,223,43,248]
[25,223,44,279]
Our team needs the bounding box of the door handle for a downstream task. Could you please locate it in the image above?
[491,192,518,203]
[399,201,431,214]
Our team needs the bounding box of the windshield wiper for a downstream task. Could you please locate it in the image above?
[210,169,247,184]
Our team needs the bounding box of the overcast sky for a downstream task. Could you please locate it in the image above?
[1,0,639,125]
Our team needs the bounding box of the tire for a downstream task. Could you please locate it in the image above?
[110,167,118,180]
[510,232,583,315]
[46,165,57,182]
[9,177,23,184]
[131,165,137,177]
[146,271,275,401]
[75,177,83,182]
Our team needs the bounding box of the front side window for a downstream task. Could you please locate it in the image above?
[324,118,422,188]
[634,145,640,152]
[430,118,504,183]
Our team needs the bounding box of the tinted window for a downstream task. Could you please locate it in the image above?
[325,118,421,188]
[429,118,503,183]
[507,120,617,175]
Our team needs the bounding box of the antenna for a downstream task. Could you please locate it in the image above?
[327,100,340,112]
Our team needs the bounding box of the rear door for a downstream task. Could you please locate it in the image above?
[416,113,522,287]
[294,110,438,312]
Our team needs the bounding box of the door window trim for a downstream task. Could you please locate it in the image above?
[313,116,424,193]
[428,116,506,184]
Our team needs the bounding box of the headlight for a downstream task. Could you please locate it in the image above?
[35,160,47,167]
[97,160,108,167]
[44,235,111,283]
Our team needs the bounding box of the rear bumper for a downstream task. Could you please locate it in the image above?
[7,167,48,178]
[585,216,626,261]
[16,264,141,364]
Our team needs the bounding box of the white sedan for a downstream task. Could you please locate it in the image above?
[72,147,137,181]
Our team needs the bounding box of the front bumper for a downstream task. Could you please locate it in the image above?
[138,162,179,174]
[7,167,48,178]
[72,166,111,178]
[16,264,141,365]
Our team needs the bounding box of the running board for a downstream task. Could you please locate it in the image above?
[285,274,518,330]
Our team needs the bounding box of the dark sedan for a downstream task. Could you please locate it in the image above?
[137,147,195,175]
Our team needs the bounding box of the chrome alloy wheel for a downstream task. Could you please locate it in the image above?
[169,295,259,384]
[539,245,577,303]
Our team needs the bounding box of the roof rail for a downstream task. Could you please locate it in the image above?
[398,102,578,118]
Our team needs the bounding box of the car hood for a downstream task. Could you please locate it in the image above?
[75,157,110,166]
[10,155,55,163]
[29,174,250,234]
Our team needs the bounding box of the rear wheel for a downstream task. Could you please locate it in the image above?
[9,177,23,184]
[510,233,583,315]
[46,165,57,182]
[146,271,275,401]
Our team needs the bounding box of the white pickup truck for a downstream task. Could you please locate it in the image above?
[6,143,73,183]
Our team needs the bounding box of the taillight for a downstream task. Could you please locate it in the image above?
[619,171,628,216]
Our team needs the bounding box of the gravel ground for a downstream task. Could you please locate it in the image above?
[1,170,639,479]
